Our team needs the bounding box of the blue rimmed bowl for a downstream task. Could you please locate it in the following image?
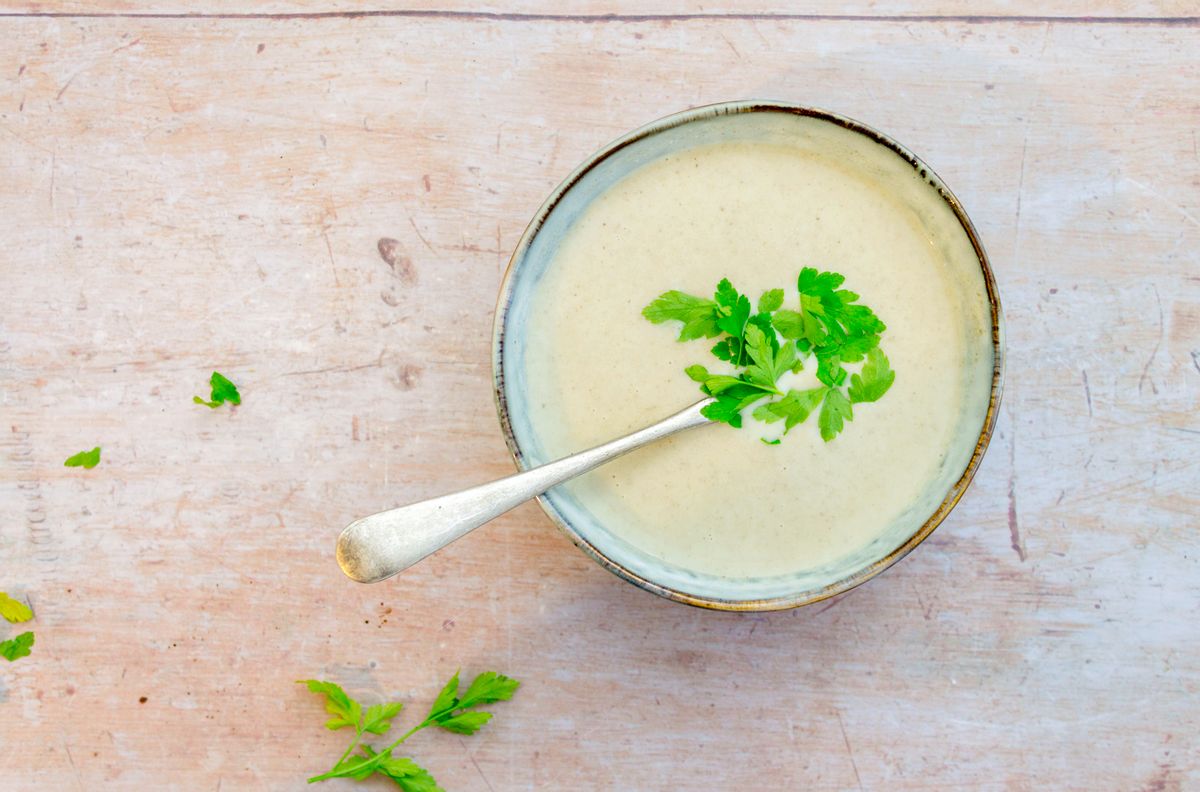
[492,101,1004,611]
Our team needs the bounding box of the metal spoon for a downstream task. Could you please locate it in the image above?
[336,398,713,583]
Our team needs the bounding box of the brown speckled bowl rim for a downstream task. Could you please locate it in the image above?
[491,100,1005,612]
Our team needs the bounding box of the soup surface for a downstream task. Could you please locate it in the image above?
[519,132,993,580]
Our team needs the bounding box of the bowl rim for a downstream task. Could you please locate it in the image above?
[490,99,1006,611]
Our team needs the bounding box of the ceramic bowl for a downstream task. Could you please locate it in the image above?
[492,101,1004,611]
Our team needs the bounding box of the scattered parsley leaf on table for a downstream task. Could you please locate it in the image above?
[643,267,896,442]
[0,592,33,623]
[63,446,101,469]
[0,631,34,662]
[300,669,519,789]
[194,371,241,409]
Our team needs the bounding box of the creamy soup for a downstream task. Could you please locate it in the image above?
[516,122,994,582]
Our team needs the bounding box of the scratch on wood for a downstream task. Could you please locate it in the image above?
[1137,285,1163,395]
[48,149,56,212]
[407,215,435,253]
[1082,369,1093,417]
[461,737,496,792]
[63,743,83,791]
[835,710,865,792]
[1013,133,1030,261]
[111,37,141,54]
[321,229,341,287]
[1190,350,1200,375]
[1008,428,1026,562]
[284,351,385,377]
[718,31,742,59]
[55,71,80,101]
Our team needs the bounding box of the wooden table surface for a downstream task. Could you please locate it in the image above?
[2,3,1198,790]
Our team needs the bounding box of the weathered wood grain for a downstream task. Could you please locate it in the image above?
[0,9,1197,791]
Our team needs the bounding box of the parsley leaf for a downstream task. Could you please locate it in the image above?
[700,395,745,428]
[815,348,846,387]
[838,332,881,363]
[0,631,34,662]
[299,679,363,731]
[819,388,854,441]
[193,371,241,409]
[713,278,751,338]
[425,670,519,735]
[365,747,444,792]
[363,701,405,735]
[642,292,721,341]
[459,670,521,706]
[757,288,784,313]
[64,447,101,469]
[848,349,896,403]
[753,387,828,433]
[0,592,33,624]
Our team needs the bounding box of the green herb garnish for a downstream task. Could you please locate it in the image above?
[0,592,33,624]
[194,371,241,409]
[643,267,895,441]
[300,670,519,788]
[0,632,34,662]
[63,446,101,469]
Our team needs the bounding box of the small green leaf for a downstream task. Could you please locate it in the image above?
[0,631,34,662]
[642,292,721,341]
[701,396,745,428]
[772,309,804,339]
[761,438,781,446]
[362,700,405,735]
[435,710,493,735]
[194,371,241,409]
[375,754,444,792]
[701,375,750,395]
[0,592,33,624]
[757,288,784,313]
[815,349,846,387]
[459,672,520,707]
[298,679,362,731]
[64,447,101,469]
[755,387,828,433]
[426,670,461,719]
[709,336,740,362]
[848,348,896,404]
[818,389,853,442]
[837,333,881,363]
[713,279,750,345]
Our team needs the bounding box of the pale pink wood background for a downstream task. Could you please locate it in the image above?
[1,3,1197,790]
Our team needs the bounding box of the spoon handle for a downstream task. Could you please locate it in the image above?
[336,399,713,583]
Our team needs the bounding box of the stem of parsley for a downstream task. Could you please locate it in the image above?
[328,728,364,776]
[307,717,433,783]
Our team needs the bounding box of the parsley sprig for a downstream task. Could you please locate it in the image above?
[643,267,896,441]
[300,670,519,790]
